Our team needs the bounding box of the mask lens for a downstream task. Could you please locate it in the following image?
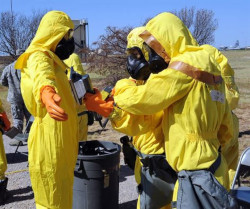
[126,47,151,80]
[64,29,74,40]
[142,43,168,73]
[55,37,75,60]
[126,47,142,59]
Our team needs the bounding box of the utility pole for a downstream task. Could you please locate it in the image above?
[10,0,14,25]
[10,0,16,55]
[10,0,13,13]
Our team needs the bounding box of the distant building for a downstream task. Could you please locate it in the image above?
[219,40,241,51]
[72,19,89,60]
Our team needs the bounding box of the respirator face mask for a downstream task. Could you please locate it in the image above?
[55,29,75,60]
[126,47,151,80]
[143,43,169,74]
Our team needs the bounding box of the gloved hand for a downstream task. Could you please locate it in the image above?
[84,88,114,118]
[0,112,11,131]
[41,86,68,121]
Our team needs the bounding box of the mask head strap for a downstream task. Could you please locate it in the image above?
[139,30,170,63]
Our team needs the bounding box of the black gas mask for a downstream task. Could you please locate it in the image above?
[126,47,151,80]
[55,37,75,60]
[144,43,169,74]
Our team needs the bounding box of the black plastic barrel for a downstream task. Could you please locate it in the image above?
[73,140,121,209]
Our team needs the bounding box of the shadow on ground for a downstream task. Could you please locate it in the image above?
[6,153,28,164]
[239,130,250,137]
[119,199,137,209]
[4,186,34,204]
[119,165,134,182]
[88,128,109,135]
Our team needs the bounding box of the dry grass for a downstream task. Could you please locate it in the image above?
[223,50,250,105]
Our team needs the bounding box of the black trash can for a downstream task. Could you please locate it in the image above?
[73,140,121,209]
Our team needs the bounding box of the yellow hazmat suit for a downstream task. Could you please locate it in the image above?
[64,53,88,141]
[203,44,240,184]
[0,99,7,181]
[15,11,78,209]
[113,12,234,198]
[110,26,169,209]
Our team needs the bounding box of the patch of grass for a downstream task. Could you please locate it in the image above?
[223,50,250,79]
[222,50,250,105]
[87,72,106,79]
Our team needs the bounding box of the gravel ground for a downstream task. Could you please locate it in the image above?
[2,132,138,209]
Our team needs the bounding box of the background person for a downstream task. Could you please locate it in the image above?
[15,10,78,209]
[64,53,88,141]
[0,49,31,146]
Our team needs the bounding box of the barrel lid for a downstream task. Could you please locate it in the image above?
[78,140,121,160]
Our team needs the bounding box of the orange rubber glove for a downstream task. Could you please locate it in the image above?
[41,86,68,121]
[0,112,11,131]
[84,88,114,118]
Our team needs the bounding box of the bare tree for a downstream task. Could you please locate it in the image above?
[172,7,218,45]
[174,7,195,28]
[88,8,218,86]
[28,10,46,44]
[87,26,132,86]
[0,10,46,59]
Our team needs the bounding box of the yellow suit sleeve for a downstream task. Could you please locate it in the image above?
[114,68,193,115]
[110,106,163,136]
[27,51,57,104]
[220,55,240,110]
[223,63,240,110]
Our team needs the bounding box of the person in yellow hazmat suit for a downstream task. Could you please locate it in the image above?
[64,53,88,141]
[109,26,176,209]
[84,13,237,208]
[202,44,240,184]
[0,99,11,205]
[15,11,79,209]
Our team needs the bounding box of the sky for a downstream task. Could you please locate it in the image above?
[1,0,250,48]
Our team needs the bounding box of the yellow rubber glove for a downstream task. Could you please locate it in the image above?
[84,88,114,118]
[41,86,68,121]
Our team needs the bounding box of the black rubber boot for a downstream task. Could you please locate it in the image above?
[0,177,8,205]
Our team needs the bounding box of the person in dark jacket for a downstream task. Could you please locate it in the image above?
[0,49,31,145]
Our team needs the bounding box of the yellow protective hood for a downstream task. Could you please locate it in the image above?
[127,27,146,49]
[142,12,198,57]
[15,10,74,70]
[140,12,221,76]
[127,26,149,61]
